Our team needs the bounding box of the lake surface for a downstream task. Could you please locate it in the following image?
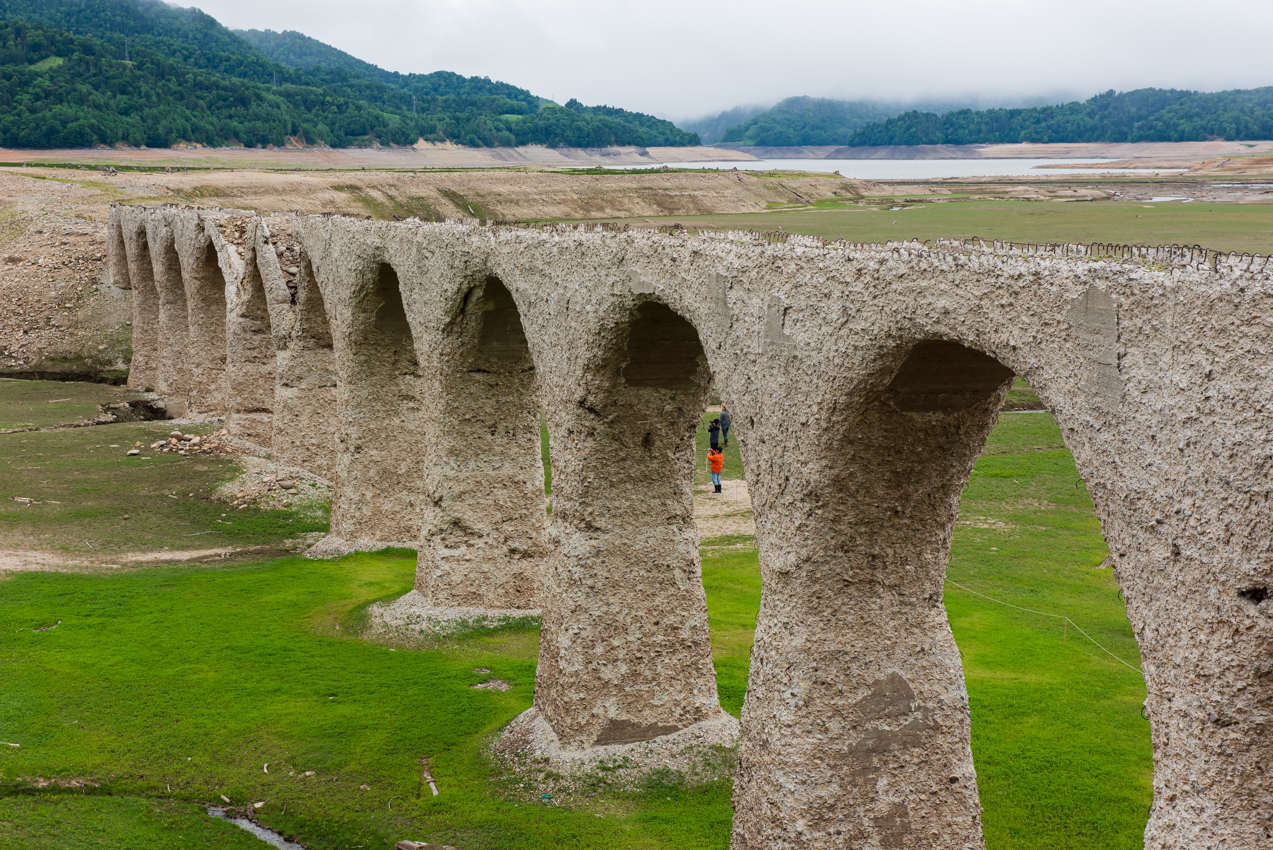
[606,159,1188,180]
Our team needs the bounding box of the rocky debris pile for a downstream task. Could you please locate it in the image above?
[147,429,235,457]
[214,455,331,514]
[0,190,128,376]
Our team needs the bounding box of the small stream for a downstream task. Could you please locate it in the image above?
[208,807,307,849]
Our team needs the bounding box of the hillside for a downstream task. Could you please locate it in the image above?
[680,104,770,145]
[237,29,540,105]
[846,88,1273,145]
[0,0,698,149]
[719,97,904,146]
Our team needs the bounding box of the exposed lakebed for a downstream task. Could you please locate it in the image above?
[608,158,1188,179]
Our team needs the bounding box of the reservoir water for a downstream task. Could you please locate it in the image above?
[607,159,1187,180]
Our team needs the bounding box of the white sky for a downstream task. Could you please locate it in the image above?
[175,0,1273,122]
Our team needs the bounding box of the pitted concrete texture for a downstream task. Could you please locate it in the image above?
[111,205,339,475]
[416,275,547,609]
[111,204,1273,850]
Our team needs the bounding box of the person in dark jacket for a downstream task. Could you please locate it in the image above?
[720,406,732,447]
[708,418,721,450]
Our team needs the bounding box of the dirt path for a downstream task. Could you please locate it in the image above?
[694,478,755,541]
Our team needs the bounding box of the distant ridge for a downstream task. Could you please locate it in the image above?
[711,95,1073,147]
[846,88,1273,145]
[0,0,698,149]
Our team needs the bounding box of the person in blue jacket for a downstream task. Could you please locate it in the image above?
[720,406,732,447]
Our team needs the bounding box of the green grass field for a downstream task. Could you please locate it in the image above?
[0,378,147,432]
[0,382,1150,849]
[618,199,1273,255]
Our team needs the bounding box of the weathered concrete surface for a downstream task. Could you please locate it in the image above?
[416,274,547,609]
[113,204,1273,850]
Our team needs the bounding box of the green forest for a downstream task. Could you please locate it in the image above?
[715,89,1273,147]
[0,0,698,149]
[719,96,906,146]
[845,87,1273,146]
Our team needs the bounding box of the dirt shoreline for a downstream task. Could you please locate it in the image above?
[4,140,1273,172]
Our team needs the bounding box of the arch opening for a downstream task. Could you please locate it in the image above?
[225,252,276,447]
[533,298,727,750]
[183,238,228,416]
[273,254,337,478]
[371,263,418,372]
[331,260,425,542]
[418,275,545,610]
[123,224,160,392]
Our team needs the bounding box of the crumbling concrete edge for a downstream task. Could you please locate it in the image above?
[490,707,740,803]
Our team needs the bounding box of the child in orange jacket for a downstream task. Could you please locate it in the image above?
[707,447,724,493]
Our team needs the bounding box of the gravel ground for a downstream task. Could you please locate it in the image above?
[212,454,331,519]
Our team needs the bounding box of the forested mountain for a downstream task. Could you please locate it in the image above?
[0,0,698,149]
[846,88,1273,145]
[237,28,546,106]
[719,97,903,146]
[713,95,1068,146]
[680,103,770,145]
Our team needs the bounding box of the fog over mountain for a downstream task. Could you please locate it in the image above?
[171,0,1273,121]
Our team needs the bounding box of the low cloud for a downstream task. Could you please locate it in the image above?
[178,0,1273,120]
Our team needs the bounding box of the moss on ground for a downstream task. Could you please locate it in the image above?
[609,199,1273,255]
[0,378,146,431]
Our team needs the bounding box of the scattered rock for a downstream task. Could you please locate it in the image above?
[126,448,140,456]
[473,679,513,692]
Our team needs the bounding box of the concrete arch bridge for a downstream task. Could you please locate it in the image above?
[107,204,1273,849]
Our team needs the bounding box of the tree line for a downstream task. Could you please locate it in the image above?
[845,88,1273,146]
[0,0,698,149]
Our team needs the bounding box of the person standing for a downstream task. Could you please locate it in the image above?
[720,406,732,447]
[707,446,724,493]
[708,418,721,450]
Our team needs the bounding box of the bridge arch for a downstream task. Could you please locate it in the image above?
[533,295,729,749]
[225,239,278,448]
[118,213,160,393]
[178,234,229,417]
[146,221,191,413]
[272,251,339,479]
[326,256,429,543]
[417,272,547,610]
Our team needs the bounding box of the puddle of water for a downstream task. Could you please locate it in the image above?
[1146,196,1193,202]
[207,808,307,849]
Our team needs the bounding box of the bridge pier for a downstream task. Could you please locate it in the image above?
[173,224,229,418]
[117,211,160,393]
[531,300,725,749]
[730,340,1012,849]
[146,220,192,415]
[416,274,547,610]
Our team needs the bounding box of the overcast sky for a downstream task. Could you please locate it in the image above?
[175,0,1273,121]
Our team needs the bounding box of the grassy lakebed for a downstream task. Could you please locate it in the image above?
[0,381,1151,849]
[611,197,1273,255]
